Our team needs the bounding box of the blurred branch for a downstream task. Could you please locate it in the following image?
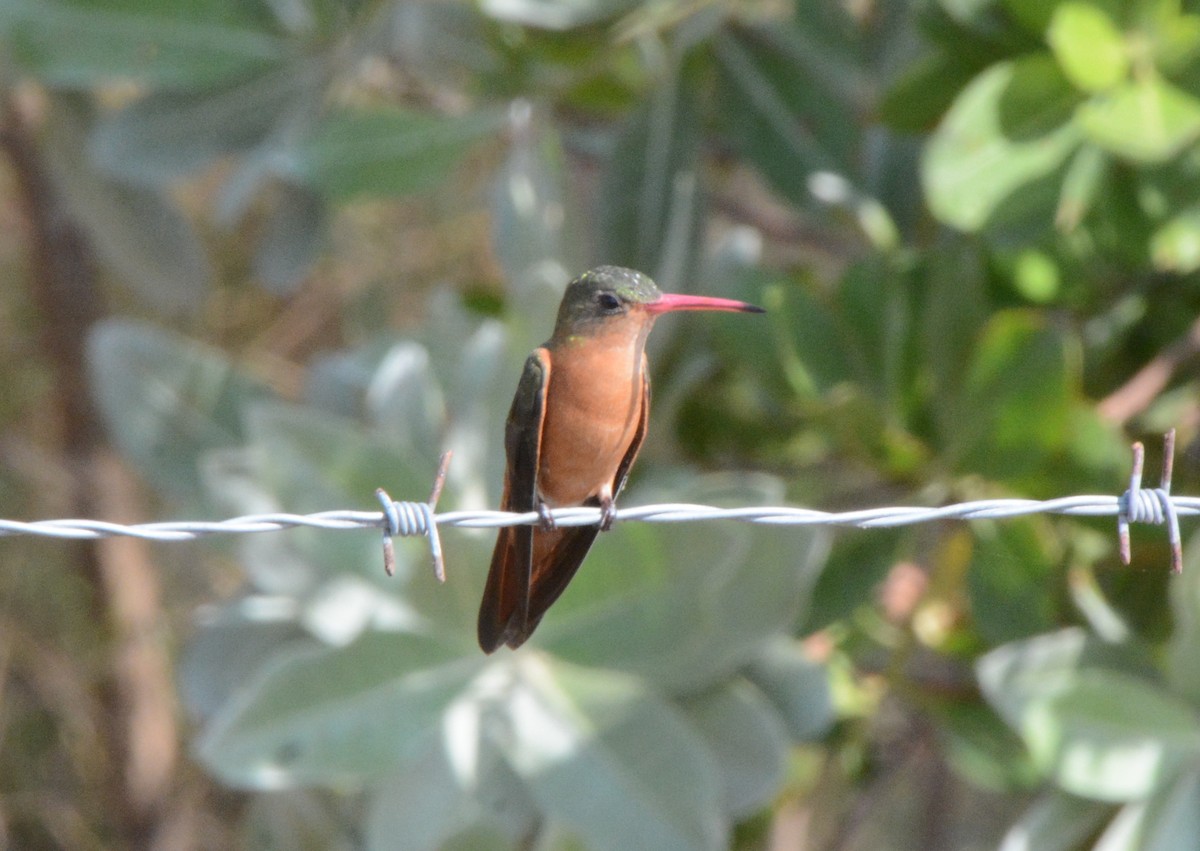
[1098,312,1200,425]
[0,91,185,850]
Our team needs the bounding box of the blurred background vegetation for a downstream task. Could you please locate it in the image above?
[1,0,1200,848]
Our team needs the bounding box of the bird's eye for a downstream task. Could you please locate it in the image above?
[597,292,621,312]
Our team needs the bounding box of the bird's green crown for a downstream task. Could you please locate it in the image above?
[553,266,660,333]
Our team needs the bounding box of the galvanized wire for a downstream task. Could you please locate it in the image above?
[0,434,1191,577]
[3,494,1199,540]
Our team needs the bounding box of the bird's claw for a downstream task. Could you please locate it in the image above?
[536,500,557,532]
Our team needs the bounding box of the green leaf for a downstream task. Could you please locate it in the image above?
[0,0,286,89]
[879,50,986,133]
[500,656,726,851]
[1022,670,1200,801]
[1150,205,1200,272]
[997,790,1114,851]
[253,182,329,294]
[978,630,1190,801]
[713,24,857,205]
[363,341,447,462]
[90,58,325,185]
[947,310,1075,487]
[478,0,639,30]
[768,276,853,398]
[597,59,702,289]
[742,638,833,742]
[1079,77,1200,162]
[537,473,828,693]
[242,791,349,850]
[837,257,916,410]
[933,699,1039,790]
[87,319,272,497]
[804,529,900,631]
[976,627,1156,731]
[489,114,579,286]
[365,742,534,851]
[1002,0,1057,34]
[921,240,990,414]
[967,520,1059,645]
[680,680,789,819]
[1047,2,1129,92]
[44,96,212,313]
[1166,533,1200,703]
[292,107,504,200]
[1055,143,1107,231]
[1144,4,1200,74]
[923,57,1083,232]
[1136,767,1200,851]
[196,632,483,788]
[242,399,433,519]
[179,601,308,720]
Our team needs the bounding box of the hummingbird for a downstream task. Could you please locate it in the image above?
[477,266,764,653]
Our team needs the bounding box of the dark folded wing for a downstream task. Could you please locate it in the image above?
[477,350,549,653]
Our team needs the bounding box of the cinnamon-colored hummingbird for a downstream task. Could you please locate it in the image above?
[478,266,764,652]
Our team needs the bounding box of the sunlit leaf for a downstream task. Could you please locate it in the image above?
[1079,77,1200,163]
[1055,143,1107,231]
[997,790,1114,851]
[923,57,1083,231]
[1151,205,1200,273]
[1047,2,1128,93]
[197,632,484,788]
[1022,670,1200,801]
[498,656,726,851]
[478,0,638,30]
[1134,768,1200,851]
[977,627,1157,731]
[537,473,828,693]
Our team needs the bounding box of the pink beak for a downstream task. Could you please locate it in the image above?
[644,292,765,315]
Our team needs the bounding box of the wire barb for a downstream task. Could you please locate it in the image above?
[1118,430,1183,573]
[377,450,452,581]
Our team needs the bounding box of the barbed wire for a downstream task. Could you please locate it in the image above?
[0,433,1191,580]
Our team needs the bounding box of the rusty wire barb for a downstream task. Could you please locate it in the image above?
[1118,429,1183,573]
[0,432,1194,581]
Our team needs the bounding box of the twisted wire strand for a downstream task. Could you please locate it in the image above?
[2,494,1197,540]
[0,434,1190,577]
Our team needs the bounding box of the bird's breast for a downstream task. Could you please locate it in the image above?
[537,338,646,507]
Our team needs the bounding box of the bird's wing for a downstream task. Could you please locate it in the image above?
[477,349,549,653]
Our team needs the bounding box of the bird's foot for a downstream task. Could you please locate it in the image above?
[599,498,617,532]
[535,500,557,532]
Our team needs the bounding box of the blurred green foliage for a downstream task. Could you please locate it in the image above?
[3,0,1200,848]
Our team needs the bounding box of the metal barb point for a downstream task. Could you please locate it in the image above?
[378,450,453,582]
[1118,430,1182,573]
